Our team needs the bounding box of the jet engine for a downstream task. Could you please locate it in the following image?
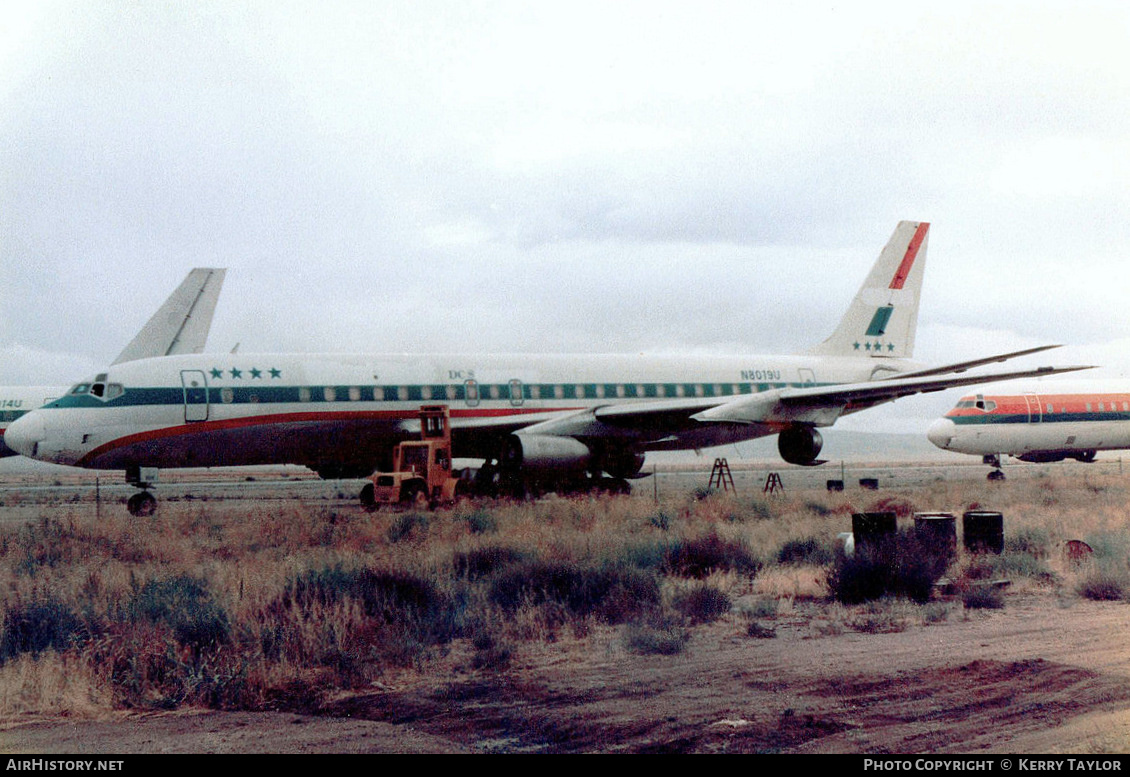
[600,447,647,479]
[1018,449,1096,464]
[777,426,824,466]
[1016,451,1068,464]
[502,434,592,474]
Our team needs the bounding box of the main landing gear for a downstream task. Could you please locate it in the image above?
[983,454,1006,482]
[125,465,159,516]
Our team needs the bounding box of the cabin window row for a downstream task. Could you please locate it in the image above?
[212,382,775,405]
[959,399,1130,414]
[1039,402,1130,414]
[1083,402,1130,413]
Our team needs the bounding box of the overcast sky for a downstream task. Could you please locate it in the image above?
[2,1,1128,435]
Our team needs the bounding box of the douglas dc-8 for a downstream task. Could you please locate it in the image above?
[928,380,1130,479]
[5,222,1089,515]
[0,268,226,457]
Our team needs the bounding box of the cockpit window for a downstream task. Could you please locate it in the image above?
[973,395,997,412]
[956,396,996,412]
[78,380,125,401]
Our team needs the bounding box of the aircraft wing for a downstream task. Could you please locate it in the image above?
[885,345,1062,380]
[112,268,227,365]
[691,363,1094,426]
[496,363,1095,447]
[525,397,725,437]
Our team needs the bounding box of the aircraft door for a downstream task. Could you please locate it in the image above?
[798,369,816,386]
[1024,394,1042,424]
[509,379,524,407]
[181,370,210,423]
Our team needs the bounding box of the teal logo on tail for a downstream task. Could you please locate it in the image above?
[865,305,894,337]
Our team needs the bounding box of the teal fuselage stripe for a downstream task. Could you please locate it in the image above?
[951,412,1130,426]
[44,381,826,410]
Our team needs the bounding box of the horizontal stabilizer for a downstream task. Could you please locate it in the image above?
[692,364,1094,426]
[886,345,1062,380]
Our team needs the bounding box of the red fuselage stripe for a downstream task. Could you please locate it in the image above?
[889,222,929,290]
[946,393,1130,419]
[74,406,582,467]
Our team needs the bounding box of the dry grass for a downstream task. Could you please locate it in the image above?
[2,471,1129,717]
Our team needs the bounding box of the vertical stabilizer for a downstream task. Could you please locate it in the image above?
[112,268,227,364]
[808,221,928,360]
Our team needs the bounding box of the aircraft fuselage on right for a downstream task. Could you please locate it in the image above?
[928,381,1130,467]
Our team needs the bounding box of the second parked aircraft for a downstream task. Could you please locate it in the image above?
[928,380,1130,478]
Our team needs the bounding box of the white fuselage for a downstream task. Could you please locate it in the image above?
[6,351,903,472]
[927,381,1130,460]
[0,386,64,458]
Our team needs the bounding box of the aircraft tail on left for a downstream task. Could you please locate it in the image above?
[112,268,226,365]
[1,268,226,457]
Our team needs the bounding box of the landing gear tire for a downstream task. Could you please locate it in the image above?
[498,474,527,500]
[607,477,631,495]
[453,480,473,505]
[360,483,377,512]
[987,469,1006,482]
[127,491,157,517]
[402,483,430,510]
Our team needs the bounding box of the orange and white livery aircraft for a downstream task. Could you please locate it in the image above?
[928,381,1130,479]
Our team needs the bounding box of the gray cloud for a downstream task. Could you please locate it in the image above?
[3,1,1128,429]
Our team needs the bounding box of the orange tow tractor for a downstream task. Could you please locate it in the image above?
[360,405,465,509]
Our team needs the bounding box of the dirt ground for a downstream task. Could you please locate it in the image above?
[4,591,1130,754]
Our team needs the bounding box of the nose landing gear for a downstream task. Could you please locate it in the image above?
[983,454,1006,482]
[125,465,160,517]
[127,491,157,516]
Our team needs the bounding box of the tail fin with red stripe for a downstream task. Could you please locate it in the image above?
[808,221,929,360]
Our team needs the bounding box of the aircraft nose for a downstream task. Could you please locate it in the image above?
[4,412,45,459]
[926,418,955,450]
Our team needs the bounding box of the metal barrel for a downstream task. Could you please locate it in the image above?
[852,511,897,564]
[914,512,957,565]
[963,510,1004,554]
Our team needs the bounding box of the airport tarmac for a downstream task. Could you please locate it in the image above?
[0,456,1126,517]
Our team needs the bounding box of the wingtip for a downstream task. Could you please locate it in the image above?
[1037,364,1098,373]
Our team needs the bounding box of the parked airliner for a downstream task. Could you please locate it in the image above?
[5,222,1089,514]
[927,380,1130,479]
[0,269,226,457]
[0,387,63,457]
